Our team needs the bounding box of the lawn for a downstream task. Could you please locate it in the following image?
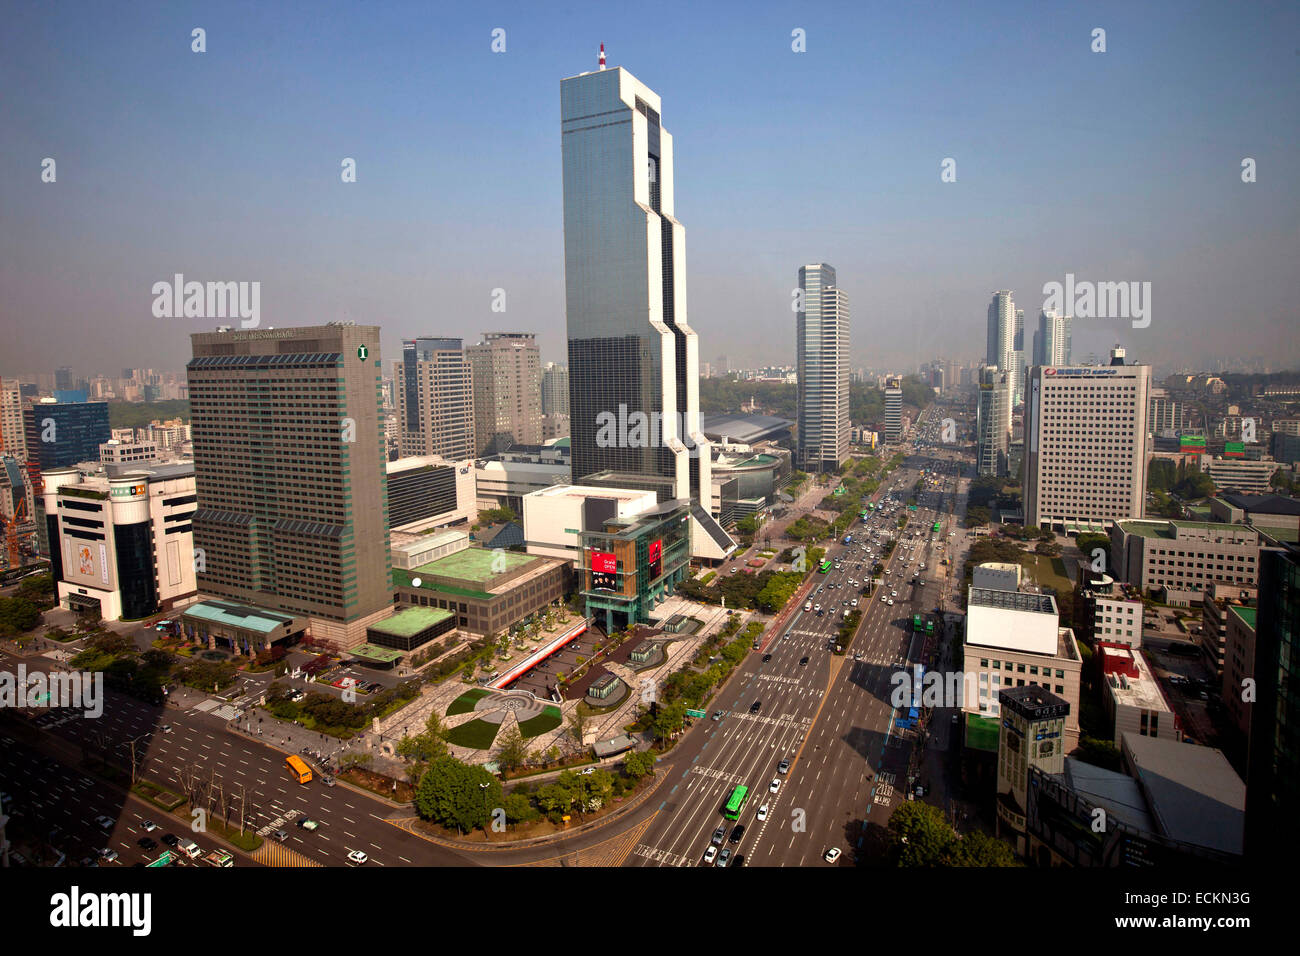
[446,688,490,716]
[446,718,502,750]
[517,705,563,739]
[1018,553,1073,596]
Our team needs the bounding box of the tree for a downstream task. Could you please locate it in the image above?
[413,756,503,832]
[624,750,655,779]
[502,791,540,824]
[567,708,588,749]
[0,597,42,636]
[945,830,1020,866]
[495,726,529,774]
[886,801,956,866]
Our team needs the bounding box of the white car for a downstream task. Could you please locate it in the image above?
[757,804,769,821]
[347,849,368,865]
[824,847,842,863]
[769,779,781,794]
[703,845,718,864]
[887,598,894,606]
[880,595,887,603]
[140,819,158,832]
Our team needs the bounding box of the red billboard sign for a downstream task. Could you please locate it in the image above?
[591,550,618,591]
[648,538,662,579]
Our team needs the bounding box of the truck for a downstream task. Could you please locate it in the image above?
[202,849,234,868]
[176,839,202,860]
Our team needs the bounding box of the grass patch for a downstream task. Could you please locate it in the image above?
[1018,553,1073,595]
[699,571,716,585]
[132,780,186,812]
[517,705,563,739]
[447,688,490,716]
[446,718,502,750]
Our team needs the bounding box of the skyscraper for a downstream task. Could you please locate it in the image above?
[1034,310,1072,366]
[22,397,110,469]
[795,263,850,472]
[976,365,1011,476]
[187,324,392,649]
[561,59,731,559]
[1012,308,1026,405]
[541,362,570,417]
[395,337,475,460]
[884,377,903,442]
[0,378,26,461]
[466,332,542,455]
[1022,345,1150,530]
[986,290,1015,374]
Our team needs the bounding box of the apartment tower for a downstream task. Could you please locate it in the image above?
[795,263,850,472]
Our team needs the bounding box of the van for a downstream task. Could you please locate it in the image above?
[177,839,201,859]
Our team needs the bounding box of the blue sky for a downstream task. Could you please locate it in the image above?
[1,0,1296,379]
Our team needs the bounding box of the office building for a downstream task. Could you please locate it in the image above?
[466,332,542,455]
[1096,642,1181,746]
[795,263,850,472]
[560,61,730,560]
[579,498,692,632]
[475,443,571,514]
[975,365,1011,477]
[1202,455,1278,495]
[40,462,197,620]
[1208,492,1300,540]
[1200,582,1256,674]
[962,587,1082,751]
[386,456,477,533]
[54,367,74,392]
[99,440,159,466]
[22,398,111,471]
[0,378,26,460]
[1074,574,1144,647]
[1221,602,1256,742]
[522,484,659,567]
[1011,308,1025,405]
[1022,347,1150,531]
[1110,519,1260,604]
[1244,542,1300,861]
[187,324,392,650]
[1033,310,1072,367]
[542,362,570,417]
[394,337,475,460]
[996,685,1070,855]
[883,377,903,442]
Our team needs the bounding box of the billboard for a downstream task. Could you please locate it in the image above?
[591,550,618,591]
[1224,441,1245,458]
[648,539,662,579]
[1179,435,1206,449]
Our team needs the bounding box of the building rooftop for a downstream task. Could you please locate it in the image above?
[1061,758,1156,833]
[528,484,653,503]
[700,412,794,445]
[1115,519,1259,540]
[349,643,406,663]
[1228,604,1257,630]
[965,587,1060,655]
[411,546,535,585]
[182,600,296,634]
[367,606,453,638]
[1121,734,1245,856]
[1215,493,1300,516]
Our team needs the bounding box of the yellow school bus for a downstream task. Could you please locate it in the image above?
[285,754,313,784]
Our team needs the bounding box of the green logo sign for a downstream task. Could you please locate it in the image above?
[357,345,369,360]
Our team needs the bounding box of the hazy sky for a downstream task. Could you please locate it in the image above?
[2,0,1297,382]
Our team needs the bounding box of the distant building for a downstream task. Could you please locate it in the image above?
[976,365,1011,477]
[386,456,476,533]
[1110,519,1260,604]
[1096,642,1181,746]
[523,484,659,567]
[23,398,111,470]
[795,263,850,472]
[99,440,159,466]
[1200,582,1257,674]
[395,337,475,460]
[884,377,903,442]
[541,362,569,417]
[475,443,571,514]
[1202,455,1280,495]
[467,332,542,455]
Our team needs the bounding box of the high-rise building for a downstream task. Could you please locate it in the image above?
[976,365,1011,476]
[0,378,26,461]
[22,398,111,470]
[795,263,850,472]
[1034,310,1072,367]
[1023,346,1151,530]
[466,332,542,456]
[996,685,1070,855]
[1011,308,1026,405]
[394,337,475,460]
[883,377,903,442]
[54,367,74,392]
[187,324,392,649]
[985,290,1015,375]
[542,362,570,417]
[561,59,731,559]
[1245,542,1300,862]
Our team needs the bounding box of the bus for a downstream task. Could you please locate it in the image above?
[285,754,313,784]
[723,785,750,820]
[859,510,869,521]
[912,614,924,632]
[933,521,941,533]
[925,619,935,636]
[818,559,833,573]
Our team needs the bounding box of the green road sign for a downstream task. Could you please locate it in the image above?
[686,709,706,719]
[146,851,174,867]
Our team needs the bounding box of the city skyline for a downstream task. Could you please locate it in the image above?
[2,2,1296,378]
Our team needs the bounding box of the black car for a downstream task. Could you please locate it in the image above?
[761,654,772,663]
[161,833,179,848]
[137,836,157,851]
[729,824,745,844]
[733,854,746,867]
[799,657,809,666]
[750,700,762,713]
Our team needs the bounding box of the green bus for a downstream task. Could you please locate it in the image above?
[818,559,833,573]
[859,510,869,521]
[723,785,750,820]
[933,521,941,533]
[912,614,924,632]
[925,619,935,635]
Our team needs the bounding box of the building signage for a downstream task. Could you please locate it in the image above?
[591,550,618,591]
[1044,367,1119,377]
[648,538,662,579]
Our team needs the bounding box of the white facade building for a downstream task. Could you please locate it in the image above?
[523,484,659,566]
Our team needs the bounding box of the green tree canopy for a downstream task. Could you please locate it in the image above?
[414,755,503,832]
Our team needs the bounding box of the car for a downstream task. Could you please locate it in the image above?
[298,818,319,831]
[321,776,336,787]
[94,815,114,830]
[347,850,368,865]
[749,700,762,714]
[881,595,888,603]
[161,833,179,848]
[734,854,746,867]
[769,779,781,794]
[137,836,157,851]
[888,598,894,606]
[98,848,118,863]
[712,826,726,846]
[729,824,745,843]
[813,604,821,612]
[272,829,289,843]
[778,758,790,774]
[761,653,772,663]
[711,710,724,721]
[578,766,596,775]
[851,599,859,607]
[161,724,172,734]
[140,819,158,832]
[703,845,718,864]
[799,656,809,666]
[716,847,732,867]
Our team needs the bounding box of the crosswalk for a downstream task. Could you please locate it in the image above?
[252,841,322,867]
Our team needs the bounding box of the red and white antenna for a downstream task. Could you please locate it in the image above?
[598,42,606,70]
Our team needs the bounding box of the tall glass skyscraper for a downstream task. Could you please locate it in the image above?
[561,62,732,559]
[796,263,850,471]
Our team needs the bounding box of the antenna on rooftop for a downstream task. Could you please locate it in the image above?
[599,43,606,70]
